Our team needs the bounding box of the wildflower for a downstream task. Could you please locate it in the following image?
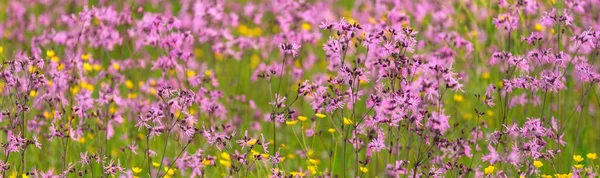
[307,166,317,175]
[574,164,584,169]
[493,13,519,32]
[484,165,495,174]
[308,158,320,165]
[112,63,121,70]
[574,155,584,162]
[204,70,213,77]
[487,110,494,117]
[554,173,573,178]
[534,160,543,168]
[221,152,230,160]
[0,46,3,54]
[201,158,211,165]
[315,113,326,118]
[298,116,308,121]
[534,23,544,31]
[29,90,37,97]
[219,160,231,167]
[247,139,258,146]
[152,162,160,167]
[453,94,464,102]
[343,117,353,125]
[46,50,55,57]
[83,63,93,71]
[587,153,597,160]
[22,174,29,178]
[81,53,91,61]
[125,80,134,89]
[301,23,312,31]
[93,64,101,71]
[132,167,142,174]
[427,112,450,134]
[51,56,59,62]
[290,171,306,177]
[328,128,336,133]
[279,43,301,57]
[359,167,368,173]
[285,120,298,125]
[164,167,176,175]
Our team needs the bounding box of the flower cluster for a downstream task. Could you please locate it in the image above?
[0,0,599,178]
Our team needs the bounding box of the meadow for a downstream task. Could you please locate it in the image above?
[0,0,599,177]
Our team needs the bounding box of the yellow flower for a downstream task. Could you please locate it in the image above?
[83,63,93,71]
[307,166,317,175]
[301,23,312,31]
[484,165,495,174]
[21,174,29,178]
[286,120,298,125]
[43,111,53,119]
[163,167,176,175]
[315,113,326,118]
[125,80,134,89]
[112,63,120,70]
[29,90,37,97]
[533,160,543,168]
[51,56,60,63]
[554,173,573,178]
[343,117,353,125]
[250,54,260,69]
[487,110,494,117]
[298,116,308,121]
[328,128,336,133]
[587,153,597,160]
[540,175,552,178]
[81,53,91,61]
[237,24,250,36]
[219,160,231,167]
[78,137,86,143]
[57,63,65,71]
[573,155,584,162]
[308,158,320,165]
[46,50,55,57]
[453,94,464,102]
[535,23,544,32]
[132,167,142,174]
[186,70,196,78]
[221,152,230,160]
[471,30,478,37]
[574,164,584,169]
[201,158,211,165]
[290,171,306,177]
[204,70,213,77]
[247,139,258,146]
[359,166,368,173]
[152,162,160,167]
[93,64,101,71]
[0,46,3,54]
